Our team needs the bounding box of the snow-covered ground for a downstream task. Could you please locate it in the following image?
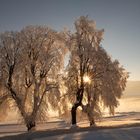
[0,112,140,139]
[35,127,140,140]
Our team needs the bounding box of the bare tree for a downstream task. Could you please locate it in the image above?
[0,26,66,131]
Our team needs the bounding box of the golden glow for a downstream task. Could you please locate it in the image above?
[83,75,91,84]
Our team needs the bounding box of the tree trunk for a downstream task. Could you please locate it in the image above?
[26,121,36,131]
[71,86,84,126]
[71,103,80,125]
[86,108,96,127]
[89,117,95,126]
[82,104,96,127]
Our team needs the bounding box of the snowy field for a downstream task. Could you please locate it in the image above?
[0,112,140,140]
[35,127,140,140]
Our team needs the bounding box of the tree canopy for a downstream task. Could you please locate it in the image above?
[59,16,129,126]
[0,16,129,129]
[0,26,67,130]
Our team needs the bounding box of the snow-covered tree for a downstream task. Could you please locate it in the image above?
[0,26,66,131]
[81,46,129,126]
[0,16,129,129]
[61,16,129,126]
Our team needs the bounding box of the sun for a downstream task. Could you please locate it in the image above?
[83,75,91,84]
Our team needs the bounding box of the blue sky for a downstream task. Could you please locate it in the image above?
[0,0,140,80]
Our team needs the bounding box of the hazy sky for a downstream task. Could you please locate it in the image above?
[0,0,140,80]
